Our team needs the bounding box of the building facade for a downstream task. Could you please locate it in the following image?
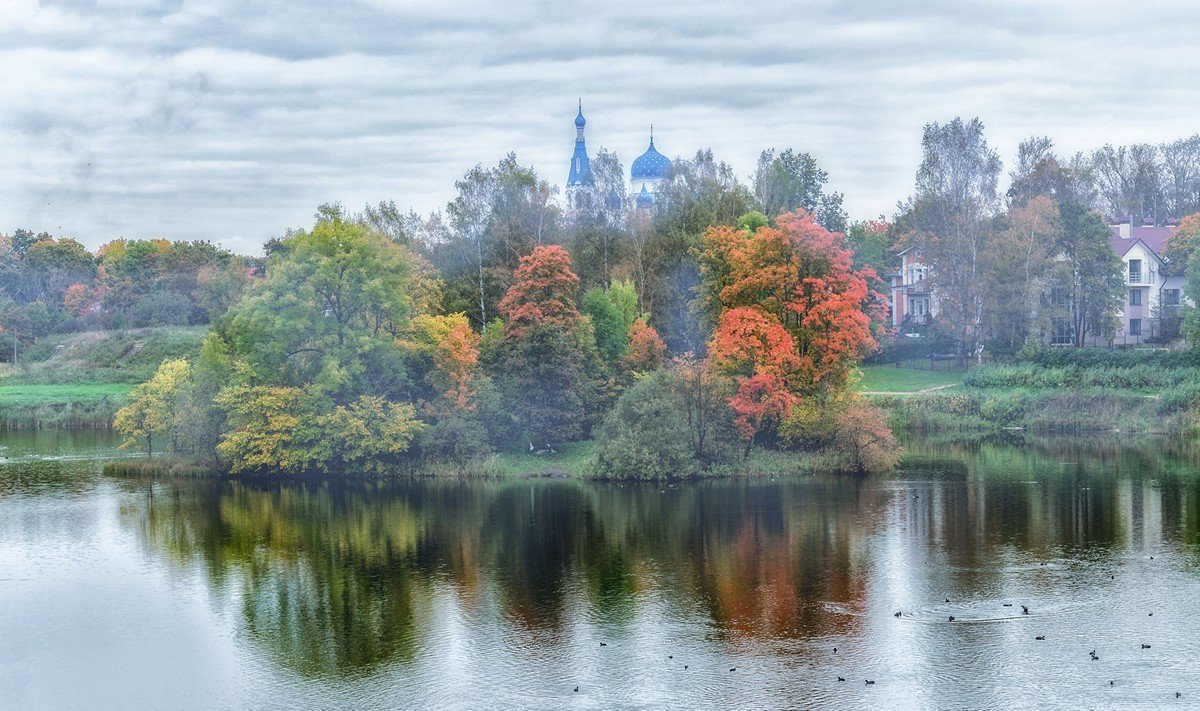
[1107,222,1187,345]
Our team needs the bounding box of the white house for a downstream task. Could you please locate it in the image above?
[1105,221,1187,345]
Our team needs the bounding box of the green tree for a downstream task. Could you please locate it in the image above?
[221,204,433,400]
[581,287,628,365]
[1055,207,1125,346]
[588,370,696,480]
[752,148,847,232]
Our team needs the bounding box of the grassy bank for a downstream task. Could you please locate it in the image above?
[871,362,1197,434]
[104,439,845,480]
[0,327,207,428]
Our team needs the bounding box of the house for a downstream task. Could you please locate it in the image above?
[887,247,935,332]
[1106,220,1187,345]
[886,219,1191,345]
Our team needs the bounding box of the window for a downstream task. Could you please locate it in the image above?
[1050,318,1072,345]
[1129,318,1142,336]
[1164,289,1181,306]
[1129,259,1142,284]
[1130,289,1142,306]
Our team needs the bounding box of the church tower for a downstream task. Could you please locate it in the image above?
[566,100,595,212]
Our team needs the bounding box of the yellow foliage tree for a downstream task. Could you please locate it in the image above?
[215,386,311,474]
[114,358,191,457]
[216,386,425,475]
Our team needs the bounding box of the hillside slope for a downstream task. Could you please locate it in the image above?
[0,327,207,427]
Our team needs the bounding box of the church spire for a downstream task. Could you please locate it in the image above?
[567,100,594,210]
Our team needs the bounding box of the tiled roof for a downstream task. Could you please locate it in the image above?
[1109,225,1177,260]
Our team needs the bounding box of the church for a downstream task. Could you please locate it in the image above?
[565,101,671,212]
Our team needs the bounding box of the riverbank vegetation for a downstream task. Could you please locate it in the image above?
[109,202,895,479]
[19,117,1200,475]
[873,350,1200,435]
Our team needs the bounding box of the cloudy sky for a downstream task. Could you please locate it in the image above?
[3,0,1200,254]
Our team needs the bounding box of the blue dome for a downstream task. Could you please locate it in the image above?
[635,185,653,209]
[631,138,669,181]
[574,108,586,128]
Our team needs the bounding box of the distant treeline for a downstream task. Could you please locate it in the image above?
[0,231,253,357]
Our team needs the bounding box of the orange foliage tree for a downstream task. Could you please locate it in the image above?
[412,313,481,415]
[625,317,666,373]
[699,210,884,448]
[498,244,580,338]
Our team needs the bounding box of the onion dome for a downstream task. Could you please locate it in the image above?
[635,185,653,209]
[631,133,669,182]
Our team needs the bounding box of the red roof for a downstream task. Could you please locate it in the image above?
[1109,225,1177,260]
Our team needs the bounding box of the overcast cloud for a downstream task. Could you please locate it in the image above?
[2,0,1200,253]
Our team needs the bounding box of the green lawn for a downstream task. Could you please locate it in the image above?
[858,365,965,393]
[0,382,135,407]
[489,440,596,476]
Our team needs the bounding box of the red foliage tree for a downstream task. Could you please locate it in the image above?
[496,244,590,446]
[700,210,883,392]
[699,210,885,447]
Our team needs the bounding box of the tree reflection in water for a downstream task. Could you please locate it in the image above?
[120,434,1200,682]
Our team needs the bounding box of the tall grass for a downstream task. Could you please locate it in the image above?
[965,364,1200,390]
[877,388,1180,434]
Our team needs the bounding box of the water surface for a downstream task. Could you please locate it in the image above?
[2,430,1200,709]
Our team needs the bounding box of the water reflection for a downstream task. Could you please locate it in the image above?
[109,434,1200,708]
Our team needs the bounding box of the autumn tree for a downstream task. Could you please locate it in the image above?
[699,210,882,452]
[1163,212,1200,271]
[625,318,666,373]
[408,313,492,459]
[497,245,595,448]
[644,149,757,352]
[442,155,563,325]
[114,358,191,457]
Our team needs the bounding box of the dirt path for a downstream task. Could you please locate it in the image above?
[862,383,961,396]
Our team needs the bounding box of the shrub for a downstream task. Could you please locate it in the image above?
[588,372,697,480]
[832,400,900,474]
[778,397,838,449]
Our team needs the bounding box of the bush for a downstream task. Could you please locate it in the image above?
[831,400,900,474]
[1012,345,1200,370]
[778,398,837,448]
[588,372,696,480]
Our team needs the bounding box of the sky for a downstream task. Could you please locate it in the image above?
[3,0,1200,255]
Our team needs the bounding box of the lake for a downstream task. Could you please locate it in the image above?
[2,430,1199,709]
